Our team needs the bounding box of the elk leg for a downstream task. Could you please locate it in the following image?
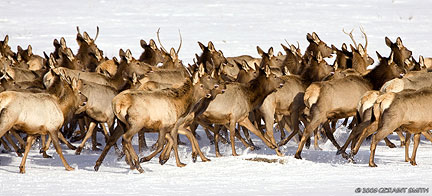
[91,126,99,150]
[294,113,324,159]
[49,131,74,171]
[351,121,378,157]
[395,129,406,146]
[94,124,124,171]
[227,121,239,156]
[214,125,222,157]
[122,127,144,173]
[204,128,215,144]
[384,137,396,148]
[404,132,412,162]
[239,118,283,156]
[140,129,167,163]
[241,125,255,147]
[168,129,186,167]
[39,135,52,158]
[369,125,397,167]
[422,131,432,143]
[4,132,22,157]
[42,135,52,157]
[71,118,86,142]
[1,137,12,152]
[410,133,420,166]
[313,128,321,150]
[138,130,147,153]
[160,134,172,164]
[234,127,255,150]
[58,132,76,150]
[263,111,277,147]
[276,116,287,141]
[323,122,340,150]
[180,127,210,162]
[11,131,25,149]
[19,135,35,174]
[75,121,97,155]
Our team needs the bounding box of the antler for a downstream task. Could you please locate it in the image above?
[177,29,182,54]
[156,28,168,53]
[343,28,358,50]
[359,25,368,52]
[94,26,100,41]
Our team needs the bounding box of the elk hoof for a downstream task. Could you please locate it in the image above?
[75,147,83,155]
[387,142,396,148]
[232,152,239,156]
[94,164,100,171]
[202,157,211,162]
[410,160,417,166]
[140,157,150,163]
[177,162,186,167]
[294,153,302,160]
[209,140,215,145]
[17,152,23,157]
[69,145,77,150]
[276,150,284,157]
[305,139,311,149]
[216,153,222,158]
[19,166,25,174]
[18,148,25,154]
[159,159,168,165]
[400,141,406,147]
[336,149,344,155]
[137,167,145,173]
[42,152,52,159]
[65,166,75,171]
[369,162,377,167]
[192,153,197,163]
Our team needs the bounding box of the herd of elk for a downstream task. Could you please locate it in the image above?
[1,26,432,174]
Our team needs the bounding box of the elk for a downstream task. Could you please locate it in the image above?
[197,48,285,157]
[303,32,333,61]
[94,66,222,172]
[138,39,165,66]
[16,45,46,71]
[76,26,102,71]
[295,51,405,159]
[282,42,303,75]
[197,41,227,73]
[0,35,15,59]
[385,36,412,69]
[0,65,87,173]
[342,27,374,74]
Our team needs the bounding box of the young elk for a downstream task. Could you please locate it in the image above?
[16,45,46,71]
[0,66,87,173]
[138,39,165,66]
[94,66,222,173]
[385,36,412,70]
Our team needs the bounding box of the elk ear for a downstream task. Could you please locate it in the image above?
[331,44,338,52]
[60,37,67,49]
[66,48,75,61]
[317,51,323,62]
[125,49,133,63]
[113,56,119,64]
[53,39,60,47]
[254,62,260,71]
[283,66,290,75]
[277,51,283,56]
[3,35,9,45]
[192,71,200,85]
[119,49,125,59]
[350,44,356,53]
[396,37,403,49]
[83,32,91,43]
[149,39,157,50]
[385,37,392,47]
[198,63,205,77]
[388,52,394,65]
[48,54,57,69]
[342,43,348,51]
[140,39,147,48]
[268,47,274,57]
[419,55,425,68]
[312,32,320,43]
[358,44,366,56]
[376,51,383,62]
[306,33,313,43]
[281,44,289,52]
[170,48,177,61]
[27,45,33,55]
[257,46,264,57]
[17,45,23,53]
[334,61,339,70]
[218,50,224,56]
[264,64,271,77]
[208,41,215,52]
[241,60,250,71]
[198,41,206,51]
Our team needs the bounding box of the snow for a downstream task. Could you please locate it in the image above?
[1,0,432,195]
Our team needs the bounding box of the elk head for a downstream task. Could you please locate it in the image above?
[138,39,164,66]
[331,43,352,70]
[385,36,412,70]
[342,27,374,73]
[76,26,103,71]
[197,41,227,73]
[281,43,303,75]
[157,28,183,69]
[302,51,334,82]
[305,32,333,59]
[0,35,15,59]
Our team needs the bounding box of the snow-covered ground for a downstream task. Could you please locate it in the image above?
[1,0,432,195]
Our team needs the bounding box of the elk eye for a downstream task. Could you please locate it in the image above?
[200,84,204,88]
